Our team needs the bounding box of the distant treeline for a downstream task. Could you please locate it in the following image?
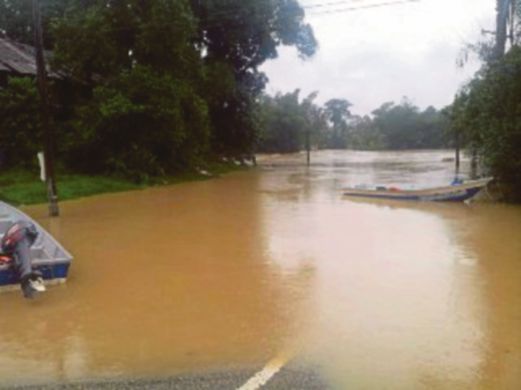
[0,0,317,181]
[257,92,450,153]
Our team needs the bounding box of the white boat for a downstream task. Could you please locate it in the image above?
[343,178,493,202]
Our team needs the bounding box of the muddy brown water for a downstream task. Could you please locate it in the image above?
[0,150,520,389]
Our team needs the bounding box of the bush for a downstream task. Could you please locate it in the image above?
[65,66,210,181]
[452,47,521,201]
[0,77,42,170]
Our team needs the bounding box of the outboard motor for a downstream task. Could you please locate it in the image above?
[1,221,45,298]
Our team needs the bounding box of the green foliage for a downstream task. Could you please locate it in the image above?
[257,90,326,153]
[449,46,521,201]
[191,0,317,157]
[345,115,386,150]
[1,0,318,180]
[257,94,449,154]
[67,66,209,180]
[324,99,352,149]
[0,169,142,205]
[50,0,212,180]
[0,0,72,47]
[0,77,42,169]
[370,100,449,150]
[258,90,306,153]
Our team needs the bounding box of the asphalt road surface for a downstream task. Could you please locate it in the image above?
[5,364,330,390]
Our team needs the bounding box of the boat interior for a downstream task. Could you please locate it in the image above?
[0,205,68,267]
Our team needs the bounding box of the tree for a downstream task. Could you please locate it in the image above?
[369,99,448,150]
[0,0,73,47]
[257,90,305,153]
[51,0,210,180]
[257,90,326,153]
[324,98,352,149]
[190,0,318,157]
[0,78,43,169]
[0,0,318,178]
[449,46,521,200]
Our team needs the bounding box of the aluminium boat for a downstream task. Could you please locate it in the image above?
[0,201,72,291]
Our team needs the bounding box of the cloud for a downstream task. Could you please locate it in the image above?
[261,0,495,115]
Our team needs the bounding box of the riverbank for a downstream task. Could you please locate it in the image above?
[0,162,247,206]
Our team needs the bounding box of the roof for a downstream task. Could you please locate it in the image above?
[0,37,61,79]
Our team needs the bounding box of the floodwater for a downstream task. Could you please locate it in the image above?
[1,150,520,389]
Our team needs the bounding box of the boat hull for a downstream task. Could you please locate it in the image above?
[0,201,73,290]
[343,179,491,202]
[0,261,70,287]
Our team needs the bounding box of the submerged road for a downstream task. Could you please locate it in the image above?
[9,365,329,389]
[1,150,521,389]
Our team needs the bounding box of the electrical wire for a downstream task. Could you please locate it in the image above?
[302,0,370,9]
[196,0,421,26]
[50,0,424,36]
[307,0,421,16]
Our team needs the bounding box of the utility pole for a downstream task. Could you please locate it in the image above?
[306,130,311,166]
[495,0,511,59]
[32,0,59,217]
[455,130,460,174]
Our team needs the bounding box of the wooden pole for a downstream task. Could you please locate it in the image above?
[471,148,478,179]
[495,0,510,59]
[32,0,59,217]
[306,130,311,166]
[455,130,460,174]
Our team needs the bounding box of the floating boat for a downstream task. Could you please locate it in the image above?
[343,178,493,202]
[0,201,72,292]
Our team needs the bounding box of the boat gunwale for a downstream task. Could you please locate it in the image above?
[343,178,492,198]
[0,201,73,272]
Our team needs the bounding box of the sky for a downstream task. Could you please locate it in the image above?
[260,0,496,116]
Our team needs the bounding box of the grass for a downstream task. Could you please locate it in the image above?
[0,162,248,206]
[0,170,142,205]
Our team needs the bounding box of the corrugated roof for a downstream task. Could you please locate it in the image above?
[0,38,61,79]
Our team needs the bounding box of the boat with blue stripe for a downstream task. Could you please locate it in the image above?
[0,201,72,292]
[343,178,493,202]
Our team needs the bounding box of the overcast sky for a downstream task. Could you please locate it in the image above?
[260,0,496,116]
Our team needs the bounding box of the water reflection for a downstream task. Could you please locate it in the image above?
[0,174,292,385]
[0,150,519,388]
[258,151,520,389]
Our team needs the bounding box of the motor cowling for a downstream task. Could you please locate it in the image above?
[1,221,38,254]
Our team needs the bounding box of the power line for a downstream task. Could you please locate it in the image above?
[307,0,421,16]
[47,0,424,38]
[200,0,418,26]
[302,0,368,10]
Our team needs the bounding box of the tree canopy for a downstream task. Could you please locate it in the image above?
[448,46,521,200]
[0,0,317,179]
[257,96,450,153]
